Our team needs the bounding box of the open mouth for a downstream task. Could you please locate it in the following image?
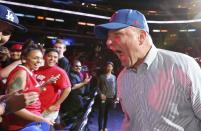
[115,50,122,54]
[115,50,123,57]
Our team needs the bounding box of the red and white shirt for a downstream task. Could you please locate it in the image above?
[35,65,71,112]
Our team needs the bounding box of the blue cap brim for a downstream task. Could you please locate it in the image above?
[0,18,27,32]
[94,22,129,39]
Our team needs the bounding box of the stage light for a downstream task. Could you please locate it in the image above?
[47,36,58,39]
[188,29,196,32]
[15,13,24,17]
[1,0,201,24]
[161,29,168,32]
[153,29,160,32]
[24,14,35,18]
[55,19,64,22]
[46,17,54,21]
[37,16,44,20]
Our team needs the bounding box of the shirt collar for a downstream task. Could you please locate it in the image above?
[127,44,158,72]
[143,44,157,69]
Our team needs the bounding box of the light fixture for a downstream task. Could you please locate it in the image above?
[1,0,201,24]
[37,16,44,20]
[55,19,64,22]
[15,13,25,17]
[24,14,35,18]
[45,17,54,21]
[152,29,160,32]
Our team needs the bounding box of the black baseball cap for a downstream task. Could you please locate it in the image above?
[0,4,27,32]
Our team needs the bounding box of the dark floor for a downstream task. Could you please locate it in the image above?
[87,104,124,131]
[56,102,124,131]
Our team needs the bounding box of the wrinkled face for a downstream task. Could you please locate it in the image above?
[53,43,66,57]
[106,27,142,68]
[10,51,21,61]
[44,51,59,67]
[72,61,82,73]
[24,50,43,71]
[0,22,13,46]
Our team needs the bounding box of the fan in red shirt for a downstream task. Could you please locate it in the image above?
[4,43,54,130]
[35,48,71,121]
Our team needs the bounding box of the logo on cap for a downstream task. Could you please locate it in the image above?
[109,12,117,22]
[133,20,140,27]
[6,9,14,22]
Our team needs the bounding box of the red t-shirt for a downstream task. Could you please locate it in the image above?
[3,65,41,130]
[35,65,71,112]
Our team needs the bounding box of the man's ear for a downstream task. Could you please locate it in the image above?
[139,30,147,45]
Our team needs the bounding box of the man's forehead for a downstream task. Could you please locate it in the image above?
[108,27,128,34]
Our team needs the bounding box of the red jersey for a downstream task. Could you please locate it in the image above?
[3,65,41,130]
[35,65,71,112]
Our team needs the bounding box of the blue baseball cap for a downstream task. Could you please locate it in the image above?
[0,4,27,32]
[94,9,149,39]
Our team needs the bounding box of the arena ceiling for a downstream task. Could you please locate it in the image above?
[1,0,201,55]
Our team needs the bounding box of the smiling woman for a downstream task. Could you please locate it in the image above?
[3,42,55,130]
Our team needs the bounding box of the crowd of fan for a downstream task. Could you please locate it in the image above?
[0,4,103,131]
[0,37,98,130]
[1,4,201,131]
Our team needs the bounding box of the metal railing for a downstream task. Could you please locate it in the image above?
[76,91,98,131]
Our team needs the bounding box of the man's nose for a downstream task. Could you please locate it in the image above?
[106,39,115,51]
[106,39,113,49]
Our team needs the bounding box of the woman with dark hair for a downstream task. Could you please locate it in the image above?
[97,61,118,131]
[3,42,54,130]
